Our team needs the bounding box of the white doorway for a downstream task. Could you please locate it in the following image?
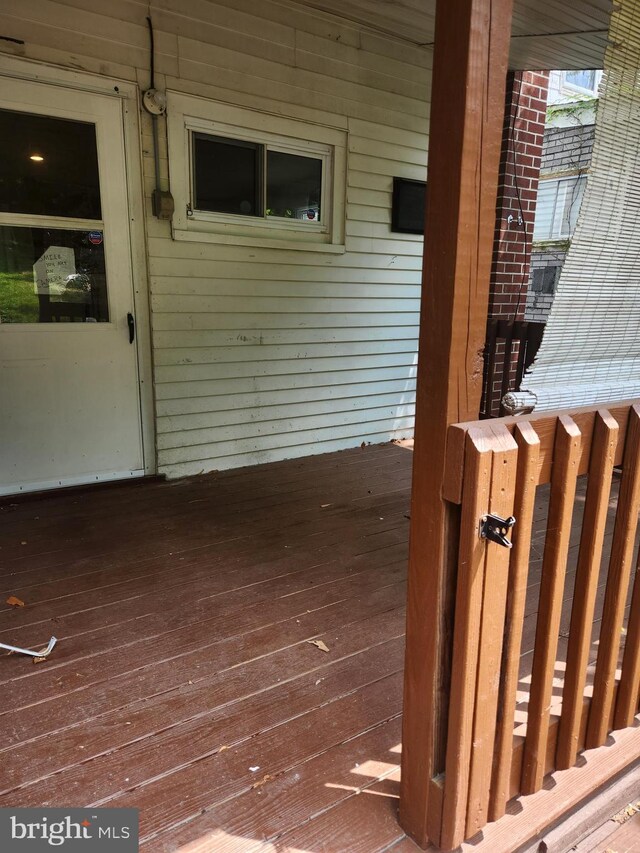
[0,76,147,495]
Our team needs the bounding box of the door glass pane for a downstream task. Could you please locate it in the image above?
[193,133,262,216]
[0,225,108,323]
[266,151,322,221]
[0,109,102,219]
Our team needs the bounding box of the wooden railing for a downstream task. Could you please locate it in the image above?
[426,400,640,850]
[480,319,545,418]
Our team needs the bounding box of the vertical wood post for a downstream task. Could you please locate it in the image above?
[399,0,513,847]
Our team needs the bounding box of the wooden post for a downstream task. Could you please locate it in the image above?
[399,0,514,847]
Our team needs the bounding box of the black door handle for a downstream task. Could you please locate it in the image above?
[127,312,135,344]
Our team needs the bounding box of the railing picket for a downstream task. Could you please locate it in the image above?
[556,411,619,769]
[466,425,519,836]
[489,422,541,821]
[439,428,494,850]
[521,416,582,794]
[614,547,640,729]
[587,404,640,748]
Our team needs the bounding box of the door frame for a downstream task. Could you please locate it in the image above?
[0,54,156,479]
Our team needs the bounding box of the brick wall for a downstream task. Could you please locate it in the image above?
[484,71,549,416]
[541,124,595,174]
[489,70,550,320]
[524,250,567,322]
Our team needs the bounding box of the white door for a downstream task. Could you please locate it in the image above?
[0,78,144,495]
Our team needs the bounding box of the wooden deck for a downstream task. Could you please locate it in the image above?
[0,444,634,852]
[1,444,414,852]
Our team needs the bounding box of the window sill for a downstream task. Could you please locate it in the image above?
[172,227,346,254]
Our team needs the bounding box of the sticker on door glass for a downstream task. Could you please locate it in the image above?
[33,246,90,304]
[88,230,103,245]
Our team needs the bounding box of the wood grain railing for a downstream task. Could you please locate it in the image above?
[480,319,545,418]
[426,400,640,850]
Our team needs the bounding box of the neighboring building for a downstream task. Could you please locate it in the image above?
[524,70,600,322]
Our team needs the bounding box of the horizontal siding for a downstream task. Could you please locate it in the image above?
[150,313,421,331]
[158,387,416,430]
[154,364,417,402]
[157,404,416,450]
[1,0,428,475]
[156,376,415,415]
[157,416,416,468]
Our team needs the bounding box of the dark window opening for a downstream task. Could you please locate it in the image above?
[530,265,560,294]
[193,133,263,217]
[266,151,322,221]
[0,109,102,220]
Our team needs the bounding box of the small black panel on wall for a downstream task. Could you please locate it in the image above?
[392,176,427,235]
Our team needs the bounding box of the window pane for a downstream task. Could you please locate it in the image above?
[266,151,322,221]
[531,265,560,294]
[565,70,596,91]
[559,177,585,236]
[193,133,262,216]
[0,225,108,324]
[533,181,557,240]
[542,265,560,293]
[0,109,101,219]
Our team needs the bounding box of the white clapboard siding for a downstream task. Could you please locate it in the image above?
[155,363,417,401]
[158,415,416,467]
[156,374,415,412]
[158,386,416,426]
[157,402,417,449]
[1,0,430,475]
[151,326,418,353]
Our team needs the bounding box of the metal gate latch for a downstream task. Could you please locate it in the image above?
[479,514,516,548]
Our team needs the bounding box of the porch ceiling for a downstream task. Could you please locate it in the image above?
[287,0,613,69]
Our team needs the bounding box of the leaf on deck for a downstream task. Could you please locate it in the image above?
[307,639,330,653]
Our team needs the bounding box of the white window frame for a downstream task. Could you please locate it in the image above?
[188,121,329,229]
[561,70,602,98]
[167,92,346,253]
[534,175,587,241]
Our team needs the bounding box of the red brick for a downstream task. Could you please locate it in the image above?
[489,71,548,323]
